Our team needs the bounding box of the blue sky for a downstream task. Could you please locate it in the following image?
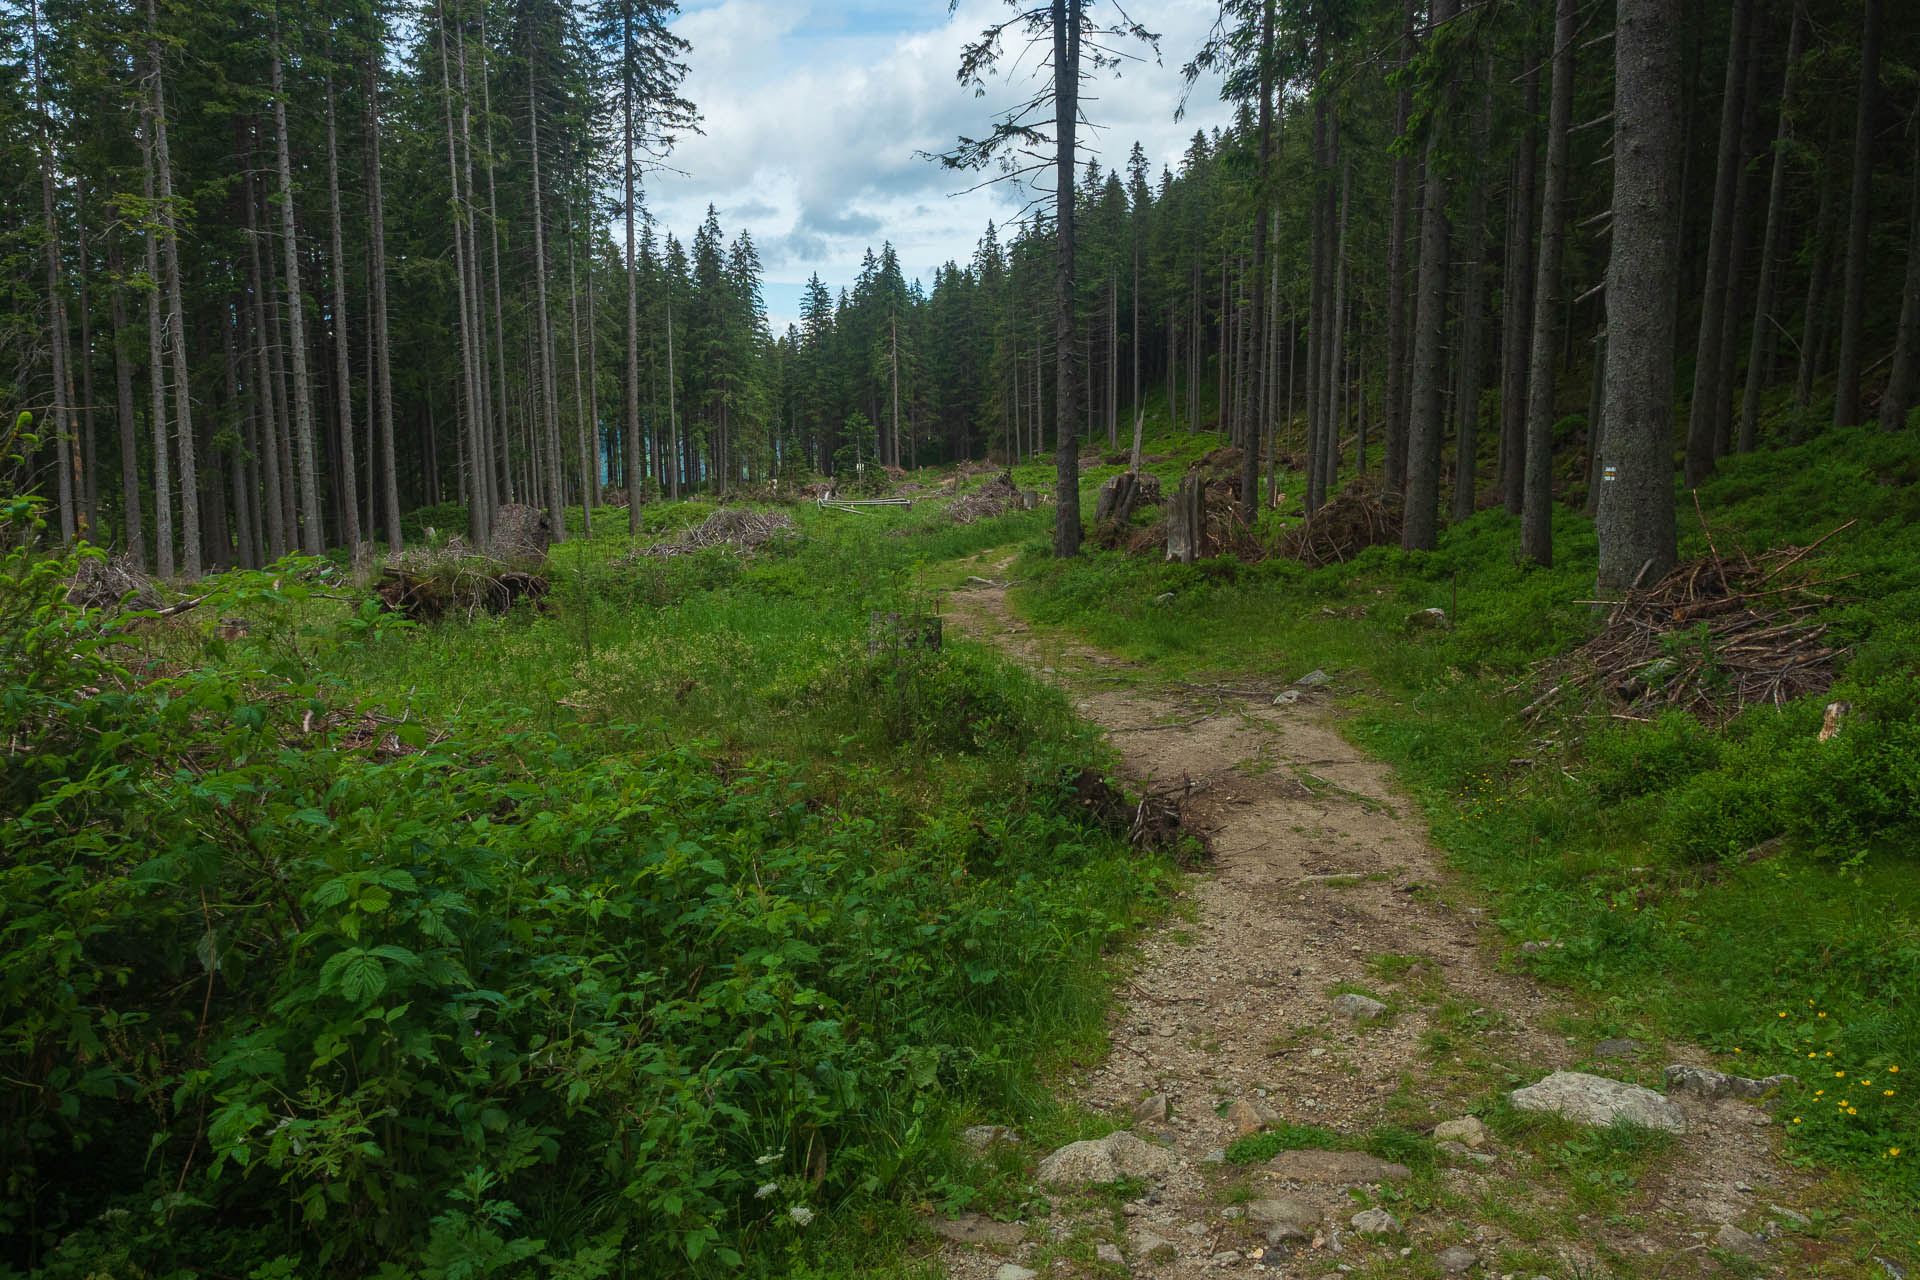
[646,0,1232,331]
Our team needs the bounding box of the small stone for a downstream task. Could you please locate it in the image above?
[963,1124,1019,1150]
[1592,1037,1645,1059]
[1094,1241,1125,1266]
[1247,1198,1322,1243]
[995,1267,1039,1280]
[1663,1064,1796,1099]
[1184,1222,1208,1238]
[930,1214,1026,1247]
[1350,1208,1398,1237]
[1433,1117,1488,1148]
[1407,608,1451,631]
[1715,1225,1769,1259]
[1134,1093,1171,1125]
[1225,1098,1276,1137]
[1769,1205,1809,1229]
[1519,940,1563,953]
[1877,1257,1908,1280]
[1212,1252,1242,1266]
[1202,1148,1226,1164]
[1508,1071,1687,1135]
[1295,669,1333,688]
[1332,993,1388,1023]
[1265,1149,1412,1184]
[1272,690,1302,706]
[1436,1245,1480,1273]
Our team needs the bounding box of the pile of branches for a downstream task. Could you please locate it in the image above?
[1523,523,1854,724]
[1069,769,1213,866]
[1279,480,1402,567]
[634,508,795,560]
[65,555,161,612]
[376,545,549,623]
[949,471,1022,524]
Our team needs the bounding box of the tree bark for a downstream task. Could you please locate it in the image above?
[1739,1,1805,452]
[107,228,145,567]
[1880,109,1920,432]
[436,0,486,547]
[1383,0,1417,498]
[325,73,362,554]
[1501,46,1541,515]
[365,56,401,549]
[1240,0,1275,518]
[1051,0,1083,557]
[150,1,200,574]
[1522,0,1575,566]
[141,112,174,578]
[622,5,643,527]
[1831,0,1882,429]
[527,48,566,540]
[1684,0,1753,485]
[1596,0,1681,593]
[271,22,321,557]
[1452,62,1492,524]
[1401,0,1459,552]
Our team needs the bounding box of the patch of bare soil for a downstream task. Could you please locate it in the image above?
[924,555,1839,1280]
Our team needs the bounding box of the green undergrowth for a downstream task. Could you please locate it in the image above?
[1011,425,1920,1244]
[2,473,1169,1275]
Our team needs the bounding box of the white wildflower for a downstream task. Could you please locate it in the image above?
[755,1182,778,1200]
[787,1206,814,1228]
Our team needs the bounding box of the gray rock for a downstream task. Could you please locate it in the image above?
[1519,940,1564,953]
[1212,1252,1242,1266]
[1407,608,1451,631]
[1127,1225,1178,1264]
[1436,1245,1479,1273]
[1201,1148,1226,1164]
[1036,1131,1178,1186]
[929,1214,1025,1247]
[1715,1224,1769,1259]
[1225,1098,1276,1137]
[1332,992,1388,1023]
[1508,1071,1687,1135]
[994,1267,1039,1280]
[1272,690,1303,706]
[1593,1037,1645,1059]
[1437,1141,1496,1165]
[1433,1116,1488,1148]
[1133,1093,1171,1125]
[1247,1198,1321,1244]
[1350,1208,1398,1237]
[1154,592,1176,606]
[1295,669,1333,688]
[1877,1257,1908,1280]
[1265,1149,1412,1184]
[1663,1064,1797,1099]
[1770,1205,1810,1230]
[1094,1241,1125,1266]
[962,1124,1019,1150]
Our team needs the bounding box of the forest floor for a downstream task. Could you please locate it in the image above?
[922,548,1875,1280]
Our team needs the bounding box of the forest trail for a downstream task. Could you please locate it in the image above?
[928,550,1827,1280]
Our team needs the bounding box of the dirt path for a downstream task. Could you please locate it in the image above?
[926,555,1841,1280]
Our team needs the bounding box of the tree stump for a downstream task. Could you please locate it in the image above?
[1095,472,1140,526]
[1167,472,1203,564]
[489,504,553,562]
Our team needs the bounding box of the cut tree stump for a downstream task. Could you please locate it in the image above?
[1167,472,1203,564]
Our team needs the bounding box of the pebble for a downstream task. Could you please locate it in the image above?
[1332,992,1388,1023]
[994,1267,1039,1280]
[1769,1204,1810,1229]
[1350,1208,1398,1237]
[1133,1093,1170,1124]
[1592,1037,1644,1059]
[1433,1116,1488,1148]
[1436,1245,1480,1273]
[1715,1224,1768,1259]
[1094,1242,1124,1266]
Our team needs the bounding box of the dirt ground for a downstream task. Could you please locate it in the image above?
[916,553,1879,1280]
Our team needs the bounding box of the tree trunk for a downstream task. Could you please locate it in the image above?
[622,12,643,527]
[436,0,486,547]
[107,229,145,567]
[1596,0,1681,593]
[568,208,593,536]
[666,302,679,500]
[1684,0,1753,485]
[1383,0,1417,498]
[1401,0,1458,552]
[1327,156,1353,504]
[1051,0,1083,557]
[528,50,566,540]
[325,74,362,554]
[271,26,321,558]
[1831,0,1882,429]
[478,11,514,510]
[1452,62,1492,524]
[76,189,98,533]
[141,114,174,578]
[1793,122,1840,418]
[1239,0,1274,518]
[366,56,401,549]
[29,0,77,544]
[1522,0,1575,566]
[1880,110,1920,432]
[1739,1,1805,452]
[150,2,199,573]
[1502,46,1542,515]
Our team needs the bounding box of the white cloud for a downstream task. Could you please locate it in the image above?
[644,0,1233,329]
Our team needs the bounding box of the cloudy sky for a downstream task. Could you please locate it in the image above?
[645,0,1235,332]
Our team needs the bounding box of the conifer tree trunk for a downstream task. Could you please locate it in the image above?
[1522,0,1575,566]
[1881,114,1920,433]
[1452,65,1492,524]
[1713,36,1765,459]
[1501,46,1541,515]
[107,229,145,567]
[1239,0,1274,518]
[1831,0,1882,429]
[150,7,200,573]
[436,0,486,547]
[142,115,174,579]
[666,302,679,499]
[1596,0,1681,592]
[567,210,593,536]
[1051,0,1083,557]
[366,56,401,549]
[1401,0,1458,552]
[1327,157,1352,503]
[1793,127,1840,417]
[1740,1,1805,452]
[621,8,643,528]
[1382,0,1417,497]
[76,191,98,532]
[528,50,566,539]
[325,73,361,554]
[477,12,514,509]
[1684,0,1753,485]
[270,22,321,558]
[29,0,76,543]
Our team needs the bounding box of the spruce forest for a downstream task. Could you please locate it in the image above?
[5,0,1920,1276]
